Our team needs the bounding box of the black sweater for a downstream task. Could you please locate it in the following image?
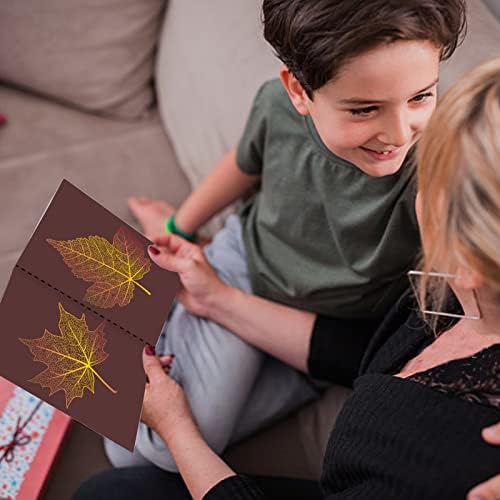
[205,292,500,499]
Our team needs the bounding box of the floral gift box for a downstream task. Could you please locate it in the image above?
[0,378,71,500]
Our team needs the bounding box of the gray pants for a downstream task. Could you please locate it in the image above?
[104,215,322,471]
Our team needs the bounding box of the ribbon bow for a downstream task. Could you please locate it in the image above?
[0,400,42,464]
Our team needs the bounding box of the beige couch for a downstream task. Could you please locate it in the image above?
[0,1,499,498]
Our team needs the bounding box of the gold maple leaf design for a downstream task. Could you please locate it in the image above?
[20,303,117,408]
[47,226,151,309]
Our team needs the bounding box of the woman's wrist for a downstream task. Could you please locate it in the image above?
[205,284,244,323]
[159,414,201,450]
[160,414,238,500]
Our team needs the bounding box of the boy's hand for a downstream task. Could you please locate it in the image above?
[141,347,193,445]
[147,233,229,318]
[467,422,500,500]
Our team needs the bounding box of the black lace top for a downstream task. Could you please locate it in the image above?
[408,343,500,409]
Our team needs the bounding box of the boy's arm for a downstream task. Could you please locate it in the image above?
[174,147,261,235]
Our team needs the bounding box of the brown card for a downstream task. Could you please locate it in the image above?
[0,180,179,450]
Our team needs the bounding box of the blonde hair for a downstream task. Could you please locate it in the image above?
[416,57,500,325]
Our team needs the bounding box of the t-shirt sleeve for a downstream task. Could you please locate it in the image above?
[236,82,272,175]
[308,315,383,386]
[204,475,266,500]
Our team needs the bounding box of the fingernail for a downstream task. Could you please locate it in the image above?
[469,495,485,500]
[145,344,155,356]
[148,245,160,256]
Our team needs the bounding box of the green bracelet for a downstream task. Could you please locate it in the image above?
[165,214,197,242]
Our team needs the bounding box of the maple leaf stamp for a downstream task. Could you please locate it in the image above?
[19,303,117,408]
[47,227,151,309]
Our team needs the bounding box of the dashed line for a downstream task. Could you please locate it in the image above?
[15,265,146,345]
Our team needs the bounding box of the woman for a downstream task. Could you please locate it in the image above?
[74,58,500,499]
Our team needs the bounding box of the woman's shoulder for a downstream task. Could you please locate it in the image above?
[324,371,499,499]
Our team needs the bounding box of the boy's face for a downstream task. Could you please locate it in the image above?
[282,40,441,177]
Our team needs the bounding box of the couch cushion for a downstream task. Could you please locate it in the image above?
[155,0,280,190]
[0,0,166,120]
[0,85,190,297]
[439,0,500,93]
[483,0,500,20]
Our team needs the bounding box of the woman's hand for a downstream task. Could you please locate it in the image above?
[140,346,193,444]
[467,422,500,500]
[141,346,237,499]
[148,232,314,373]
[147,233,230,318]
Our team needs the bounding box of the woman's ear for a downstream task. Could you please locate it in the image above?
[454,265,483,290]
[279,65,310,116]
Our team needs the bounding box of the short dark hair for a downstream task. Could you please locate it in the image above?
[262,0,467,98]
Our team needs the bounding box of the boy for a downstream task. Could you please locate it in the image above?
[109,0,467,471]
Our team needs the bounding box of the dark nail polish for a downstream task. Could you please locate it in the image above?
[148,245,160,256]
[145,344,155,356]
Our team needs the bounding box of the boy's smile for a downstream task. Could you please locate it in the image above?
[282,40,441,177]
[359,146,403,162]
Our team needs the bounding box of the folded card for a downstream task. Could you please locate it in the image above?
[0,180,179,450]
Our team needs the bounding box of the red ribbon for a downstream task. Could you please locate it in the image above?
[0,400,42,464]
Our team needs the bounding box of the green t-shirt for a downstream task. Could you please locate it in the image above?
[236,79,420,318]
